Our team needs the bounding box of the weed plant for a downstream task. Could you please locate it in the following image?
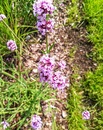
[83,0,103,61]
[68,66,89,130]
[82,64,103,129]
[0,76,54,129]
[0,0,37,43]
[66,0,81,28]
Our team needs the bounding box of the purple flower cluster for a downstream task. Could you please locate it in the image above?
[33,0,55,18]
[0,14,6,21]
[33,0,55,35]
[37,19,54,35]
[6,40,17,51]
[82,110,90,120]
[31,115,42,130]
[38,54,55,82]
[38,55,68,90]
[58,60,66,70]
[1,121,9,129]
[50,71,67,89]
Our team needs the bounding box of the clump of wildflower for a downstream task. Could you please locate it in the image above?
[38,54,55,72]
[82,110,90,120]
[33,0,55,18]
[1,121,9,129]
[38,55,69,89]
[33,0,55,35]
[31,115,42,130]
[6,40,17,51]
[49,71,67,90]
[38,54,55,82]
[37,19,54,35]
[0,14,6,21]
[58,60,66,70]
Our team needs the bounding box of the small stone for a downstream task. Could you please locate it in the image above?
[62,125,65,129]
[26,35,31,41]
[32,69,38,73]
[50,105,56,109]
[46,122,52,126]
[77,76,81,80]
[94,63,97,66]
[62,110,67,118]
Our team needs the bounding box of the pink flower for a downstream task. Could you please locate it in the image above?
[37,19,54,35]
[38,55,69,90]
[33,0,55,17]
[31,115,42,130]
[0,14,6,21]
[58,60,66,70]
[39,70,52,82]
[1,121,9,129]
[38,54,55,72]
[6,40,17,51]
[49,71,67,90]
[82,110,90,120]
[38,54,55,82]
[33,0,55,35]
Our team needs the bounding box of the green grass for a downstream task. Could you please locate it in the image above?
[0,0,37,51]
[83,0,103,61]
[68,66,89,130]
[0,75,54,129]
[66,0,81,28]
[81,0,103,129]
[67,0,103,129]
[0,0,57,129]
[82,66,103,129]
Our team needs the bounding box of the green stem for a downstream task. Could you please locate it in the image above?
[2,20,21,43]
[2,71,26,86]
[2,20,22,77]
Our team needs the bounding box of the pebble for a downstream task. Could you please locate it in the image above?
[32,69,38,73]
[25,35,31,41]
[46,122,52,126]
[62,110,67,118]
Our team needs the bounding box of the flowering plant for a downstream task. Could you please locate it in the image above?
[1,121,9,130]
[33,0,55,35]
[38,54,55,82]
[49,71,67,90]
[31,115,42,130]
[82,110,90,120]
[33,0,55,18]
[37,18,54,35]
[38,54,69,90]
[6,40,17,51]
[0,14,6,21]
